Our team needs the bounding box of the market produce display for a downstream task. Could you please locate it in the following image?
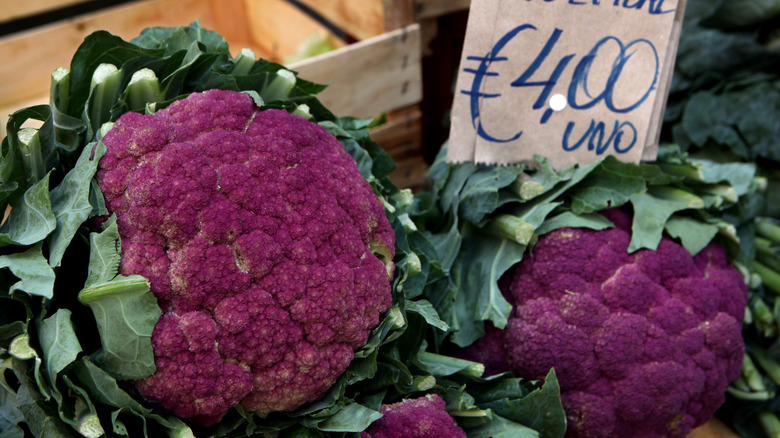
[0,22,565,438]
[4,0,780,436]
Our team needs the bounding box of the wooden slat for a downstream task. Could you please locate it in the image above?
[296,0,385,40]
[207,0,254,53]
[390,155,429,190]
[0,0,229,116]
[0,0,92,23]
[686,419,740,438]
[371,106,426,189]
[371,106,422,157]
[382,0,416,31]
[243,0,343,63]
[290,23,422,118]
[416,0,471,20]
[296,0,415,38]
[0,4,423,138]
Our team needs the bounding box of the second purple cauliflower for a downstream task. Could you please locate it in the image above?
[464,208,747,438]
[96,89,396,425]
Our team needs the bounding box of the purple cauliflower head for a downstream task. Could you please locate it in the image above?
[465,208,747,438]
[96,89,395,424]
[361,394,467,438]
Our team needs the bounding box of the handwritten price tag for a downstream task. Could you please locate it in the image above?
[448,0,686,168]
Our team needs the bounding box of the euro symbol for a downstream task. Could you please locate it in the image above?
[460,24,535,143]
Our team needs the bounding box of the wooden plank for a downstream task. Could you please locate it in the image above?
[296,0,414,37]
[296,0,385,40]
[686,419,740,438]
[390,155,429,190]
[0,0,227,116]
[244,0,344,63]
[0,6,423,137]
[290,23,422,118]
[416,0,471,20]
[208,0,253,53]
[382,0,416,30]
[0,0,92,23]
[370,106,422,157]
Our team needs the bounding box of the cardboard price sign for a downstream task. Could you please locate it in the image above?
[448,0,687,168]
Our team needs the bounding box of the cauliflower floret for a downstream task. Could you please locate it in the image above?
[361,394,467,438]
[96,89,395,424]
[462,208,747,438]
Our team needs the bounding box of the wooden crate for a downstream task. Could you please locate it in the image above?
[0,0,425,187]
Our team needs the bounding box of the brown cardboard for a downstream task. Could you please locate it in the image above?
[448,0,687,169]
[643,1,687,161]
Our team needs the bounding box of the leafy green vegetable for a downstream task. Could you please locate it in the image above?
[0,243,55,298]
[0,174,56,247]
[47,141,105,267]
[78,275,159,380]
[37,309,82,386]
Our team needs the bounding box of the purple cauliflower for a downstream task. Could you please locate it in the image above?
[464,208,747,438]
[95,89,395,424]
[361,394,467,438]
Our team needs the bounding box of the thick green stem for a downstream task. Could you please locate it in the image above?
[485,214,536,246]
[717,221,740,245]
[87,64,122,139]
[414,350,485,379]
[50,67,84,150]
[758,219,780,244]
[731,376,752,392]
[98,122,115,141]
[759,411,780,438]
[756,236,779,255]
[750,348,780,385]
[726,386,775,401]
[16,128,45,185]
[647,185,705,209]
[165,419,195,438]
[658,162,706,181]
[232,48,256,76]
[754,261,780,294]
[756,238,780,273]
[51,67,70,113]
[75,411,104,438]
[292,103,312,120]
[412,375,436,392]
[77,275,149,304]
[125,68,164,111]
[8,334,36,360]
[753,176,769,192]
[509,173,546,201]
[261,69,296,103]
[743,352,769,390]
[751,297,777,338]
[691,183,739,207]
